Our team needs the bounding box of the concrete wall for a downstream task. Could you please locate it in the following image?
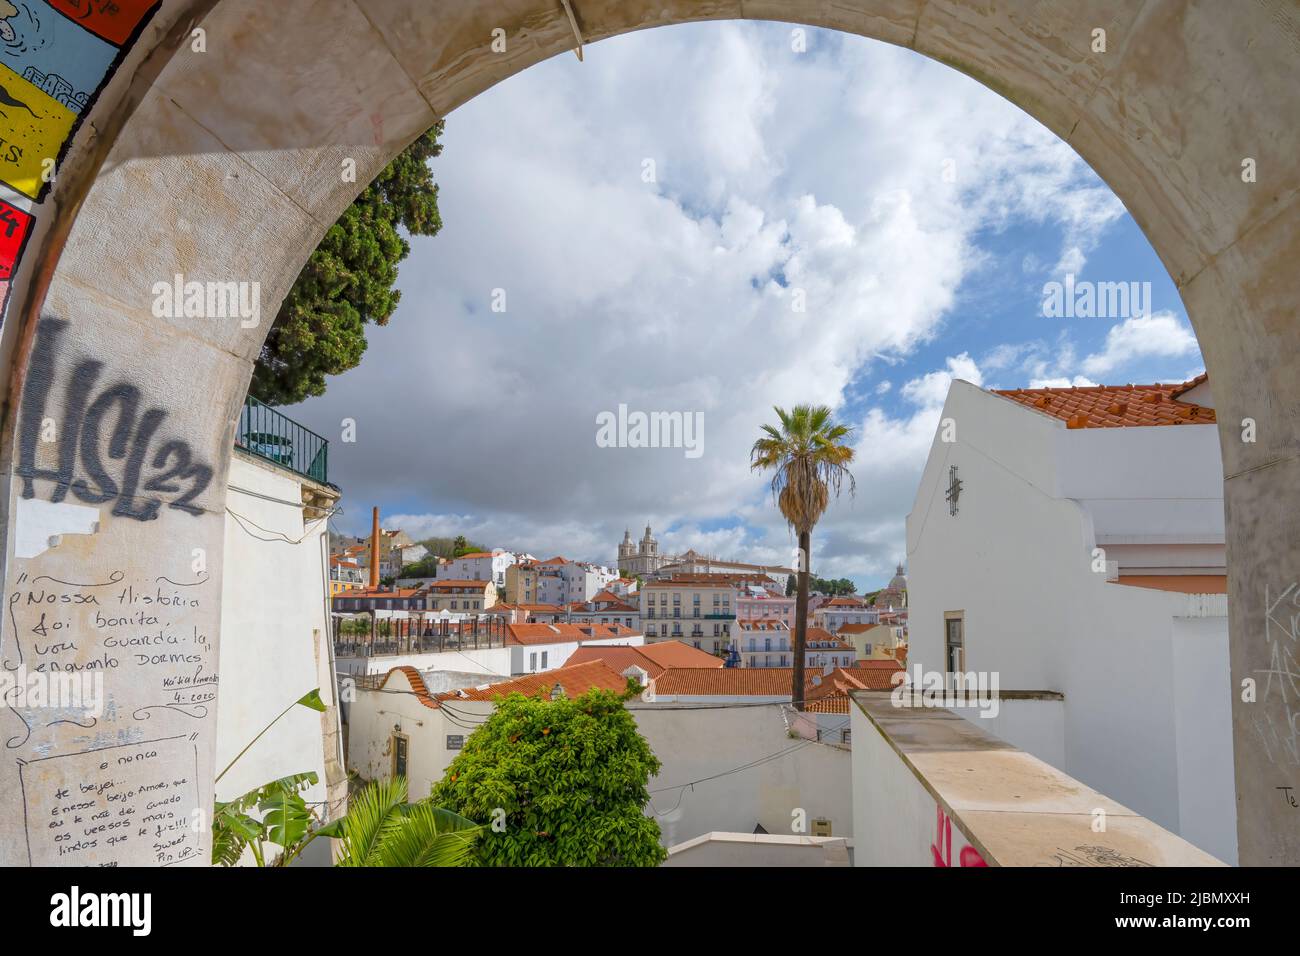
[630,704,853,847]
[850,702,983,866]
[0,0,1294,865]
[214,452,344,828]
[957,698,1066,770]
[1170,615,1238,864]
[664,832,850,866]
[850,692,1222,867]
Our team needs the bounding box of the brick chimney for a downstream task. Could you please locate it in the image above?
[369,506,381,590]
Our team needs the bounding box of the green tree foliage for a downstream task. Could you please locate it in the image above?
[431,683,667,866]
[786,575,857,597]
[250,125,445,405]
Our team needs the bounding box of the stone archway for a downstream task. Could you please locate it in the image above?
[0,0,1295,866]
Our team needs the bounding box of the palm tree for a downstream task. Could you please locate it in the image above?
[751,405,855,710]
[323,777,481,866]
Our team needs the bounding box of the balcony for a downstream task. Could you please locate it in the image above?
[235,395,329,484]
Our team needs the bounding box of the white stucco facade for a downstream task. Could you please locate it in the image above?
[905,381,1237,864]
[215,451,346,842]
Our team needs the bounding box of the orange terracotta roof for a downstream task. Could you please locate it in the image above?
[1112,574,1227,594]
[821,596,866,607]
[807,663,905,699]
[645,577,734,589]
[425,579,492,589]
[838,663,906,690]
[1170,372,1208,399]
[537,556,569,565]
[378,666,439,709]
[804,696,851,714]
[334,588,420,600]
[437,660,630,702]
[837,622,885,634]
[651,668,799,697]
[454,551,496,560]
[565,641,722,678]
[992,377,1216,429]
[505,622,642,645]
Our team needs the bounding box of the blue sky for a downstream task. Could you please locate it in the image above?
[295,21,1203,591]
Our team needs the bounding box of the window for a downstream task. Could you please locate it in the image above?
[529,652,537,670]
[541,651,548,668]
[391,734,408,779]
[446,734,464,750]
[945,613,965,673]
[841,730,851,745]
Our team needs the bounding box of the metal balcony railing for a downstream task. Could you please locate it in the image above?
[235,395,329,483]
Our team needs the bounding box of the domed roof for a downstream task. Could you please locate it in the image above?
[888,563,907,591]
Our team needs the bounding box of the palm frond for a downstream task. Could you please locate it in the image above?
[331,776,408,866]
[374,803,481,867]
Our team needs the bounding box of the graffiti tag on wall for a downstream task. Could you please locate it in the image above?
[0,0,159,200]
[17,318,214,519]
[0,192,31,309]
[931,803,987,867]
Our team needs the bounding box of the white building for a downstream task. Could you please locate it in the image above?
[736,585,795,628]
[347,660,636,800]
[444,549,530,588]
[906,374,1236,863]
[535,556,618,606]
[217,447,347,856]
[655,550,792,593]
[735,620,792,668]
[812,597,880,632]
[803,628,858,671]
[566,590,641,630]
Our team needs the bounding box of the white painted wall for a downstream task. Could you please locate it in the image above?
[336,646,514,679]
[631,705,852,847]
[664,833,850,866]
[1170,616,1237,863]
[850,703,947,866]
[336,634,646,680]
[216,453,341,832]
[345,670,485,800]
[906,381,1235,861]
[958,698,1066,769]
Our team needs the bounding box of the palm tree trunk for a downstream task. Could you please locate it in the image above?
[793,529,810,711]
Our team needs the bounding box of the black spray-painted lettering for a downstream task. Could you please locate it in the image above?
[17,319,213,519]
